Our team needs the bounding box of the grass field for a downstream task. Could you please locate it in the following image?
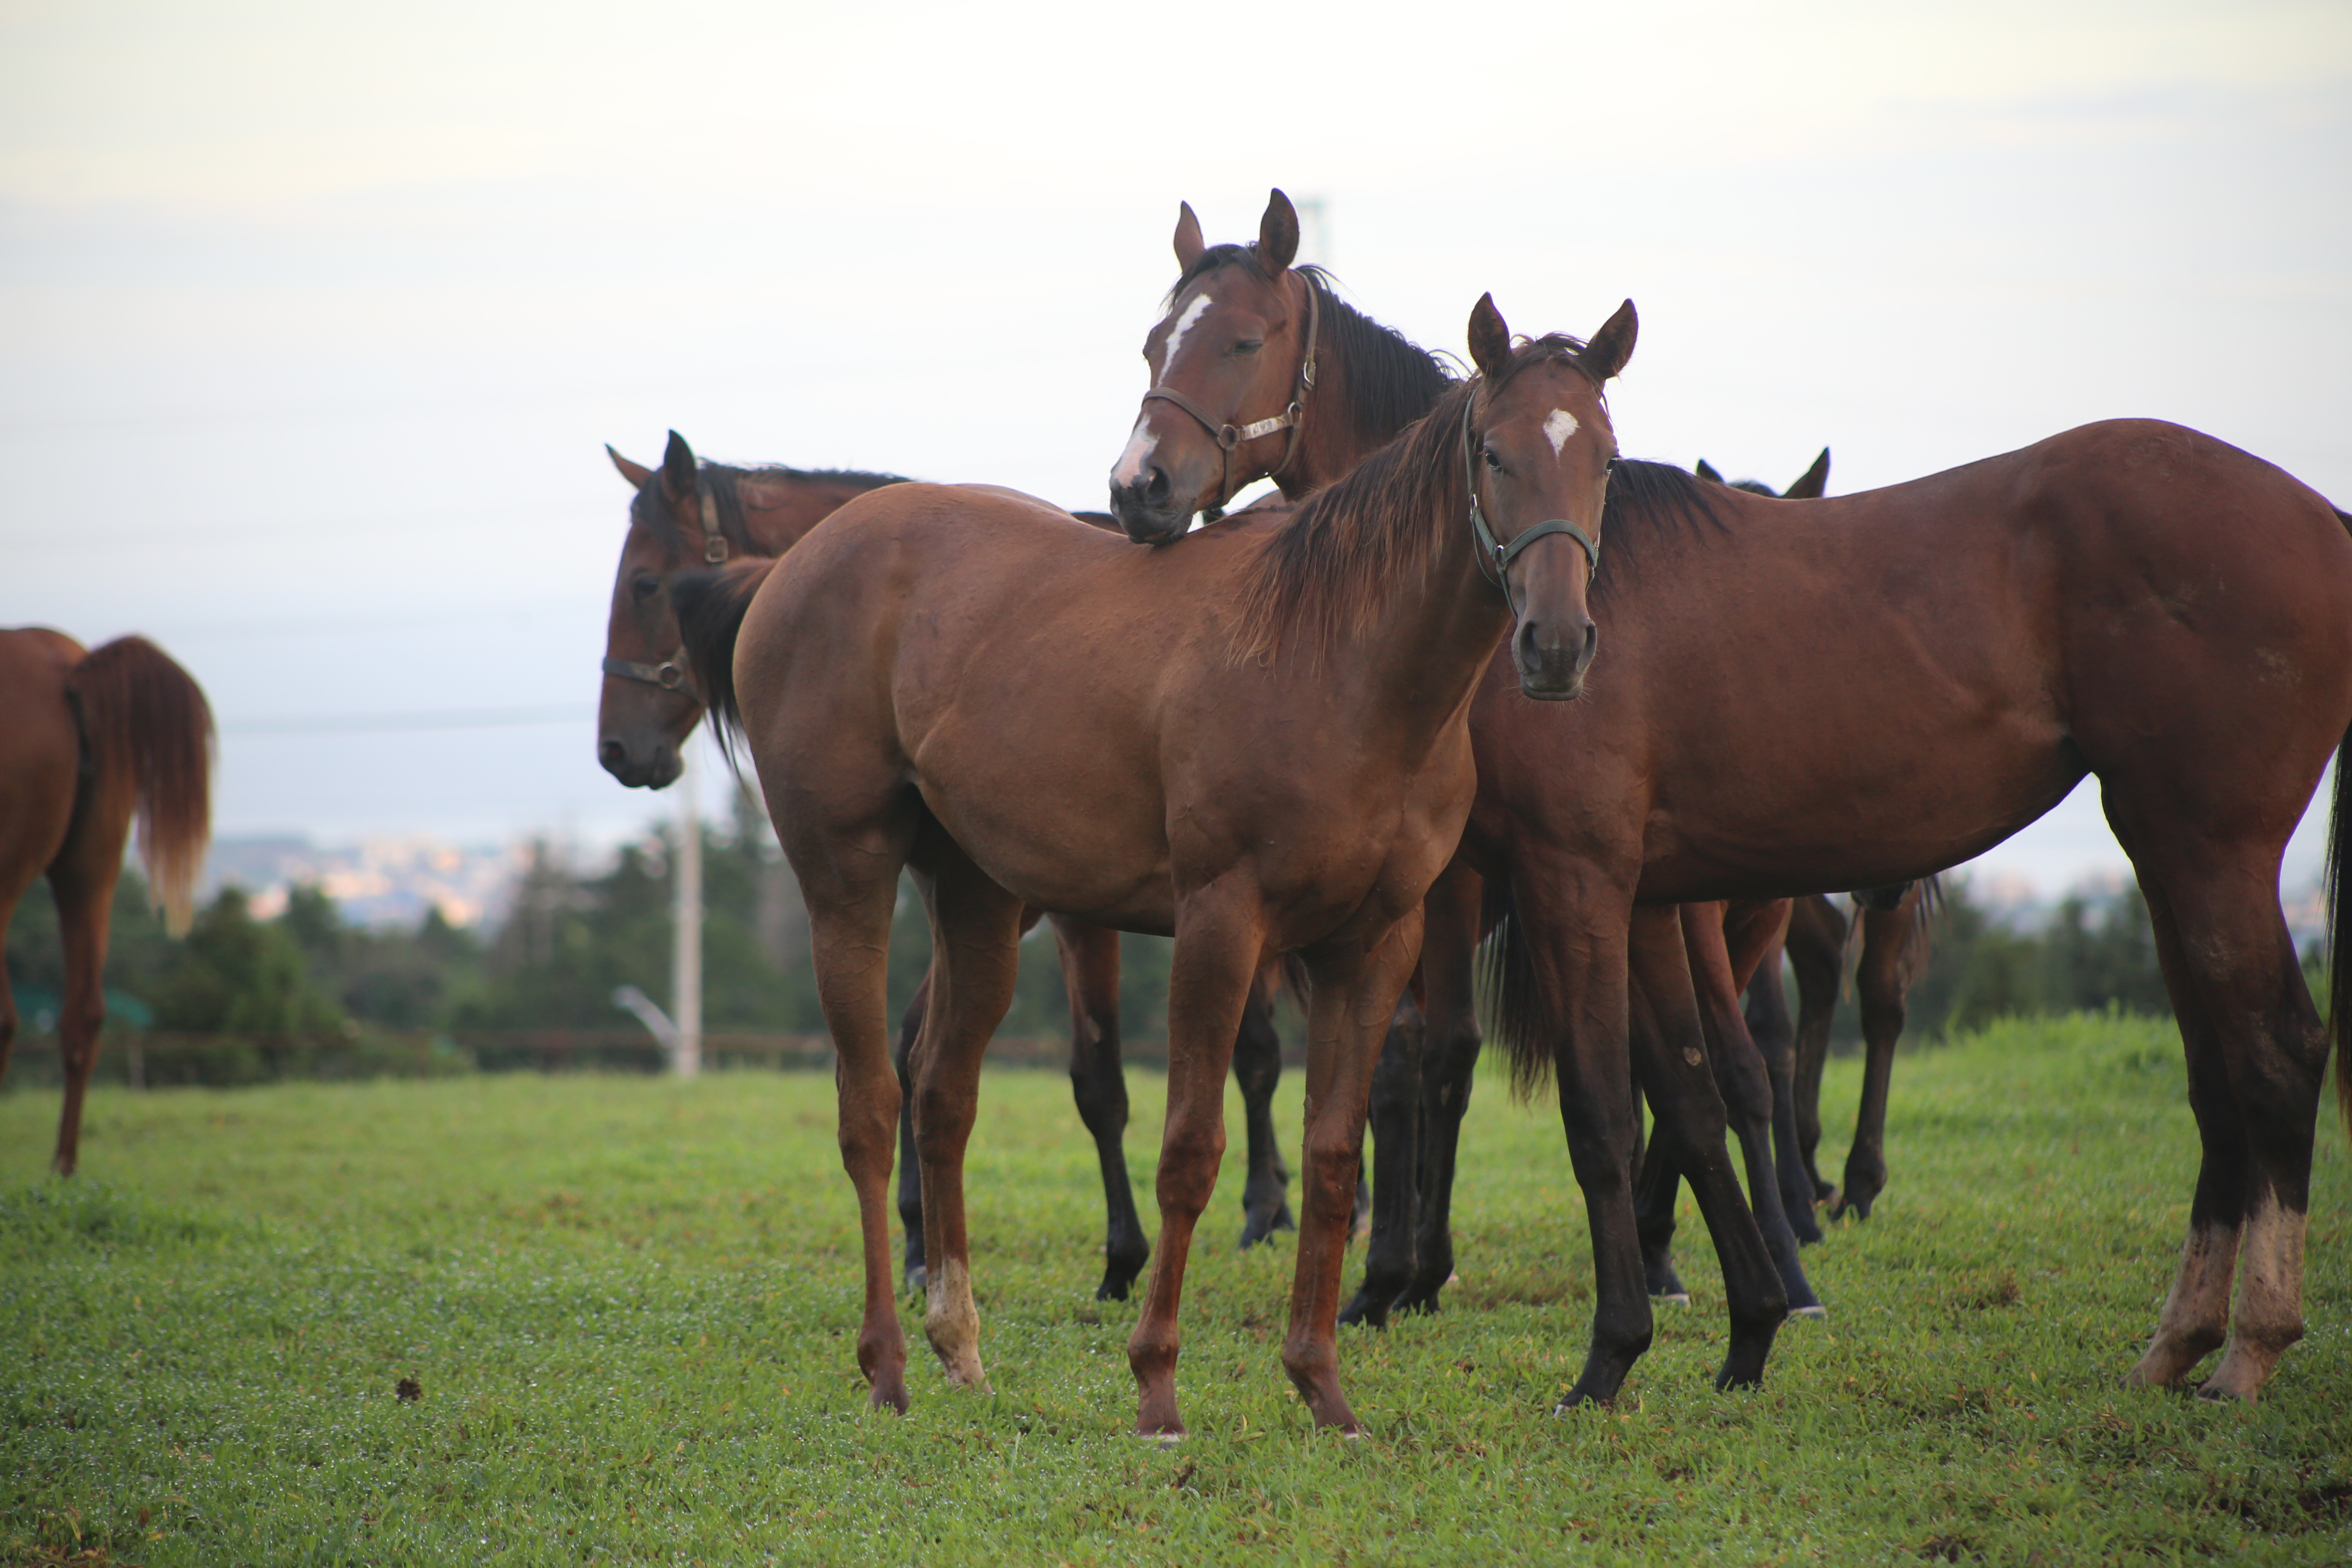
[4,1013,2350,1564]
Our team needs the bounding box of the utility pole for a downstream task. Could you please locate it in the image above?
[670,741,703,1079]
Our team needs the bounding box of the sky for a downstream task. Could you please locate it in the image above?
[2,0,2346,900]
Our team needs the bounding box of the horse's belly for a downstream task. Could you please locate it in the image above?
[1636,729,2087,903]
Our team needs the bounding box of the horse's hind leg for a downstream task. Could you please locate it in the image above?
[1339,993,1422,1327]
[1051,916,1152,1300]
[1784,895,1846,1204]
[903,836,1024,1392]
[893,972,932,1297]
[1740,921,1821,1242]
[790,800,921,1412]
[1630,906,1790,1388]
[1399,865,1488,1315]
[2118,830,2323,1401]
[45,792,130,1178]
[1232,967,1295,1249]
[1831,893,1921,1222]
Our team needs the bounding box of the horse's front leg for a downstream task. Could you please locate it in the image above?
[1283,909,1425,1433]
[1129,895,1265,1439]
[1339,993,1423,1327]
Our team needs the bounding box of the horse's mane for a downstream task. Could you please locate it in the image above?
[636,462,909,555]
[1167,249,1457,459]
[1233,333,1595,664]
[1590,460,1728,595]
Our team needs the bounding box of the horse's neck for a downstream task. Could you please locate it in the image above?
[737,478,873,557]
[1277,330,1443,501]
[1323,483,1509,744]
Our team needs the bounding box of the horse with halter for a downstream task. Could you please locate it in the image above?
[676,292,1631,1435]
[596,431,1303,1303]
[1113,192,1812,1367]
[1112,192,2352,1409]
[0,629,212,1175]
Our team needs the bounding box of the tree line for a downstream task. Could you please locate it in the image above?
[10,793,2318,1086]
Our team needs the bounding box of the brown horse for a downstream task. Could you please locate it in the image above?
[596,431,1299,1300]
[1456,425,2352,1406]
[1108,195,1803,1358]
[0,629,212,1174]
[679,294,1634,1435]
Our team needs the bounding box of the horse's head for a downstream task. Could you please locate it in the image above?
[597,431,716,788]
[1109,189,1321,543]
[1464,294,1637,702]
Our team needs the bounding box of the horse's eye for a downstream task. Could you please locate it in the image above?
[632,575,662,602]
[1483,448,1505,473]
[1234,339,1263,355]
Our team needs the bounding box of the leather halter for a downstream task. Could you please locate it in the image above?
[1463,392,1603,595]
[1136,275,1322,522]
[600,476,731,700]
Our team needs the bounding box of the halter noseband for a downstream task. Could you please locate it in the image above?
[1136,274,1322,523]
[1463,392,1603,594]
[601,475,731,700]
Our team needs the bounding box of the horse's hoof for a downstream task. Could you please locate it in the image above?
[1789,1303,1828,1320]
[1653,1292,1690,1308]
[904,1265,927,1296]
[1338,1289,1392,1329]
[1135,1429,1185,1447]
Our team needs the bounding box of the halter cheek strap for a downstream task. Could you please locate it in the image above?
[1136,276,1322,523]
[1462,394,1602,592]
[604,473,731,697]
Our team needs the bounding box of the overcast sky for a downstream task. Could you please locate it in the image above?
[2,0,2346,898]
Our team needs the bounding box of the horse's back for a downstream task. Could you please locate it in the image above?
[0,628,90,895]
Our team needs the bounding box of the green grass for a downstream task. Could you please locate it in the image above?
[3,1015,2349,1564]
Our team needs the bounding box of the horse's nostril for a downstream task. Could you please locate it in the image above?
[1578,620,1599,672]
[1143,465,1171,505]
[599,739,627,769]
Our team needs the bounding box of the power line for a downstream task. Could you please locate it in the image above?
[222,705,593,737]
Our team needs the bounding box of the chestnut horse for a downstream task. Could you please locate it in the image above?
[0,629,212,1174]
[1112,194,1806,1359]
[1114,207,2352,1406]
[596,431,1299,1301]
[679,295,1634,1434]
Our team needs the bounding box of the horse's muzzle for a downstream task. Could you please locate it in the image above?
[599,736,682,789]
[1515,618,1597,702]
[1109,471,1192,545]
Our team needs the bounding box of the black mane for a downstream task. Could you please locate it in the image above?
[1592,460,1728,594]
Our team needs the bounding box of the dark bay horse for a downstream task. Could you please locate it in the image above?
[0,629,212,1174]
[1742,880,1942,1224]
[1456,428,2352,1406]
[1110,194,1805,1362]
[679,296,1634,1434]
[596,431,1296,1300]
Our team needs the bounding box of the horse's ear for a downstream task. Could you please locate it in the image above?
[1467,294,1513,381]
[1256,188,1299,275]
[608,445,654,491]
[1174,201,1205,271]
[1582,299,1638,381]
[1784,447,1831,500]
[662,430,697,502]
[1694,458,1725,486]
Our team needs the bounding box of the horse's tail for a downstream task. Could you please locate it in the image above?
[67,637,214,935]
[672,558,777,765]
[1476,873,1555,1097]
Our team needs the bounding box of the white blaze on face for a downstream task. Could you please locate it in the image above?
[1544,408,1580,457]
[1110,412,1159,488]
[1158,291,1214,380]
